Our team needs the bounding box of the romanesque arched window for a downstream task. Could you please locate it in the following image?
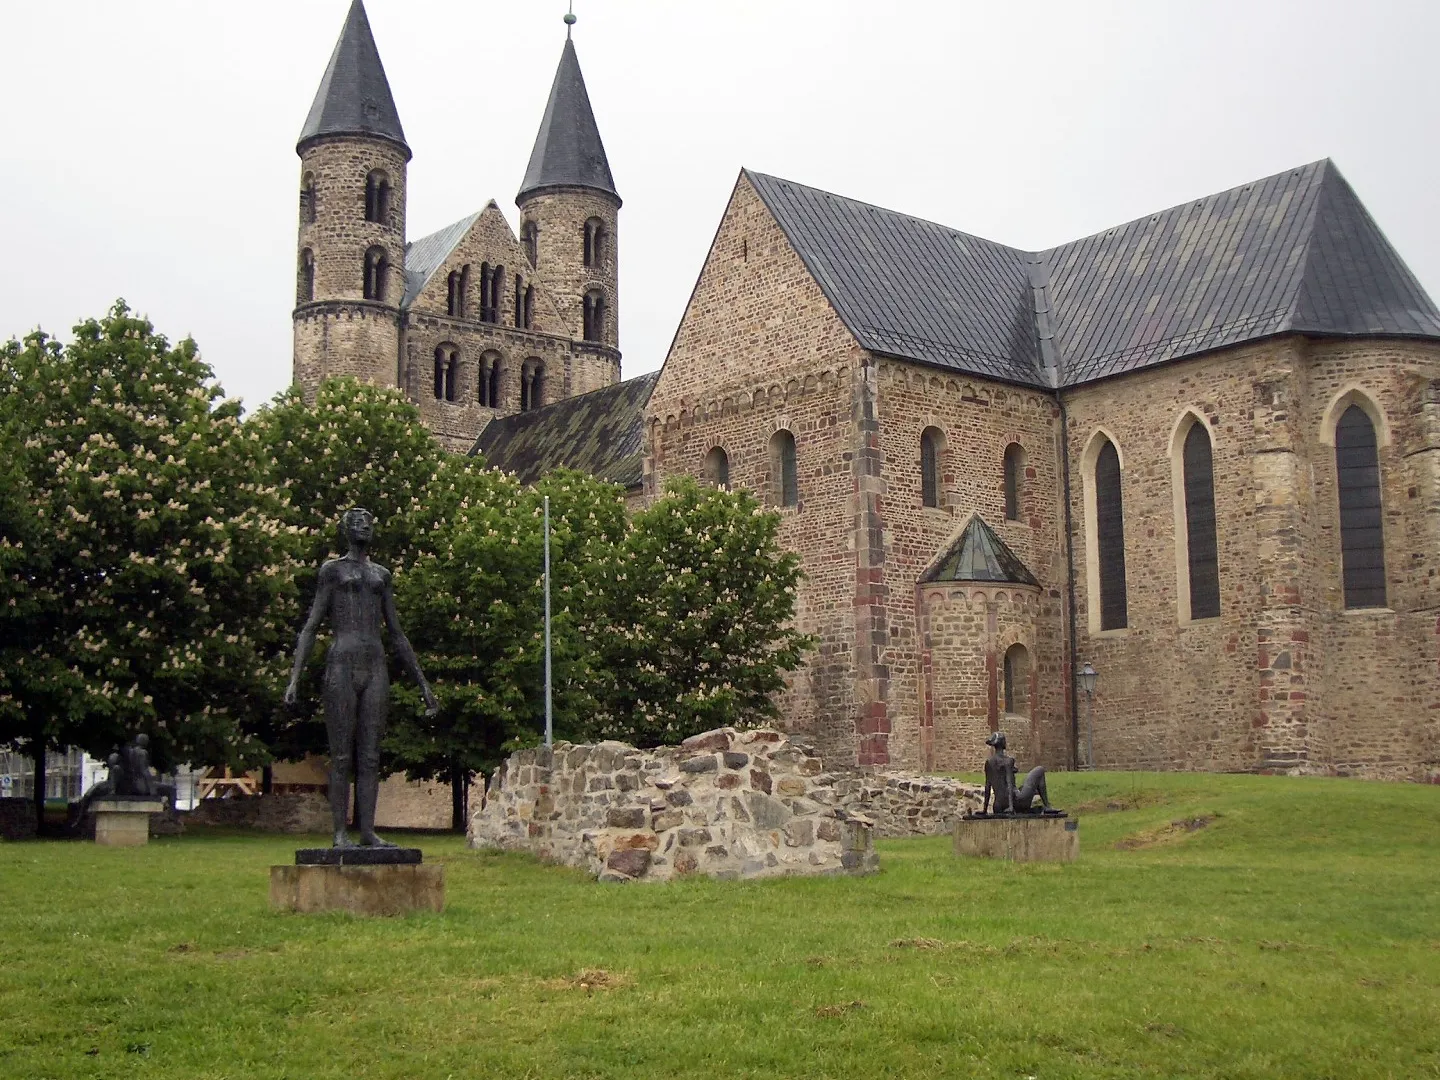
[362,246,388,301]
[478,264,502,324]
[584,217,606,268]
[478,352,502,409]
[523,285,535,330]
[297,249,314,304]
[521,359,544,412]
[583,291,607,342]
[447,267,469,318]
[1181,421,1220,619]
[434,345,458,403]
[1335,404,1386,608]
[1094,438,1128,630]
[364,170,390,225]
[920,427,943,508]
[1003,643,1030,716]
[769,429,798,508]
[1003,443,1025,521]
[704,446,730,489]
[300,173,316,226]
[521,220,538,267]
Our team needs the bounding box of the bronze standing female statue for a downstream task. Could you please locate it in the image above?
[285,508,437,848]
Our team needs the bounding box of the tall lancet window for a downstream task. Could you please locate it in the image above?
[1335,405,1386,608]
[1181,422,1221,619]
[1094,438,1128,630]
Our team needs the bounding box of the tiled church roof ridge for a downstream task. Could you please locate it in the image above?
[744,160,1440,389]
[517,38,619,205]
[920,515,1040,587]
[471,371,659,489]
[298,0,409,156]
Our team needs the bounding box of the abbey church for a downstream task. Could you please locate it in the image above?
[294,2,1440,781]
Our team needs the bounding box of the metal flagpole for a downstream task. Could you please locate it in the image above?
[544,495,553,748]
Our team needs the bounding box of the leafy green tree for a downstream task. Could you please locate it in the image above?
[247,377,443,761]
[387,463,626,827]
[590,476,811,747]
[0,302,300,817]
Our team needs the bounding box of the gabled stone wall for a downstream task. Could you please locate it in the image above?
[470,728,982,882]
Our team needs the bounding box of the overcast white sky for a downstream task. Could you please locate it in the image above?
[2,0,1437,412]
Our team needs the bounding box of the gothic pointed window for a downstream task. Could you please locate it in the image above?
[1094,438,1128,630]
[1181,422,1221,619]
[920,427,942,508]
[1335,404,1386,608]
[769,430,798,508]
[298,249,314,304]
[704,446,730,489]
[1003,443,1025,521]
[364,170,390,225]
[363,246,388,301]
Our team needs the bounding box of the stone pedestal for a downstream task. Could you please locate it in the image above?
[953,814,1078,862]
[270,848,444,915]
[93,799,166,847]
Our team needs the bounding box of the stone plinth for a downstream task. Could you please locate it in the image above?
[270,862,444,915]
[93,799,166,847]
[295,846,422,866]
[954,814,1078,862]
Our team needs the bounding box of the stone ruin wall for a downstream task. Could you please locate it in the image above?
[468,727,981,882]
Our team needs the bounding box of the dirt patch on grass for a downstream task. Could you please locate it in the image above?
[545,968,632,992]
[1073,789,1173,814]
[814,1000,866,1018]
[888,937,945,950]
[1115,815,1217,850]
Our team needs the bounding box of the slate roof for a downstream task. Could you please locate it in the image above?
[298,0,409,156]
[472,372,658,489]
[401,211,482,309]
[517,38,619,205]
[921,516,1039,587]
[745,161,1440,389]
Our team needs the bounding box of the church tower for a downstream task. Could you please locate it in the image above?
[293,0,409,399]
[517,26,622,390]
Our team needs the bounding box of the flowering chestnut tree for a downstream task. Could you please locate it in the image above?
[0,303,301,811]
[388,463,627,827]
[589,476,811,747]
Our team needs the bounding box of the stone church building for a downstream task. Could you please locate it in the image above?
[293,3,1440,780]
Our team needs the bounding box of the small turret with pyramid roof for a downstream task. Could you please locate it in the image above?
[517,17,622,385]
[293,0,409,397]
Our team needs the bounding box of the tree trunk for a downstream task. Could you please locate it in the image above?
[450,762,468,833]
[261,764,274,795]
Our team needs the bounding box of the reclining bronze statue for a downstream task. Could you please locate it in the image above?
[977,731,1063,817]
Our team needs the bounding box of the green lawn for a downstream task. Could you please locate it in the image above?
[2,772,1438,1079]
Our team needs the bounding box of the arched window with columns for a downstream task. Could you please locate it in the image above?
[433,345,458,403]
[478,352,501,408]
[362,247,388,301]
[521,359,544,412]
[297,249,314,304]
[364,169,390,225]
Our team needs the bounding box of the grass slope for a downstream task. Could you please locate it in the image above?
[1,772,1437,1079]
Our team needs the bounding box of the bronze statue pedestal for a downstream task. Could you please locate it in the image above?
[92,798,166,847]
[270,848,444,915]
[954,814,1078,862]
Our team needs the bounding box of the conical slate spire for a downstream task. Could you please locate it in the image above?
[298,0,409,156]
[517,38,619,205]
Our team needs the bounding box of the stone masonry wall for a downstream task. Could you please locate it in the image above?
[878,361,1070,772]
[471,729,881,882]
[1061,336,1440,777]
[646,173,870,765]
